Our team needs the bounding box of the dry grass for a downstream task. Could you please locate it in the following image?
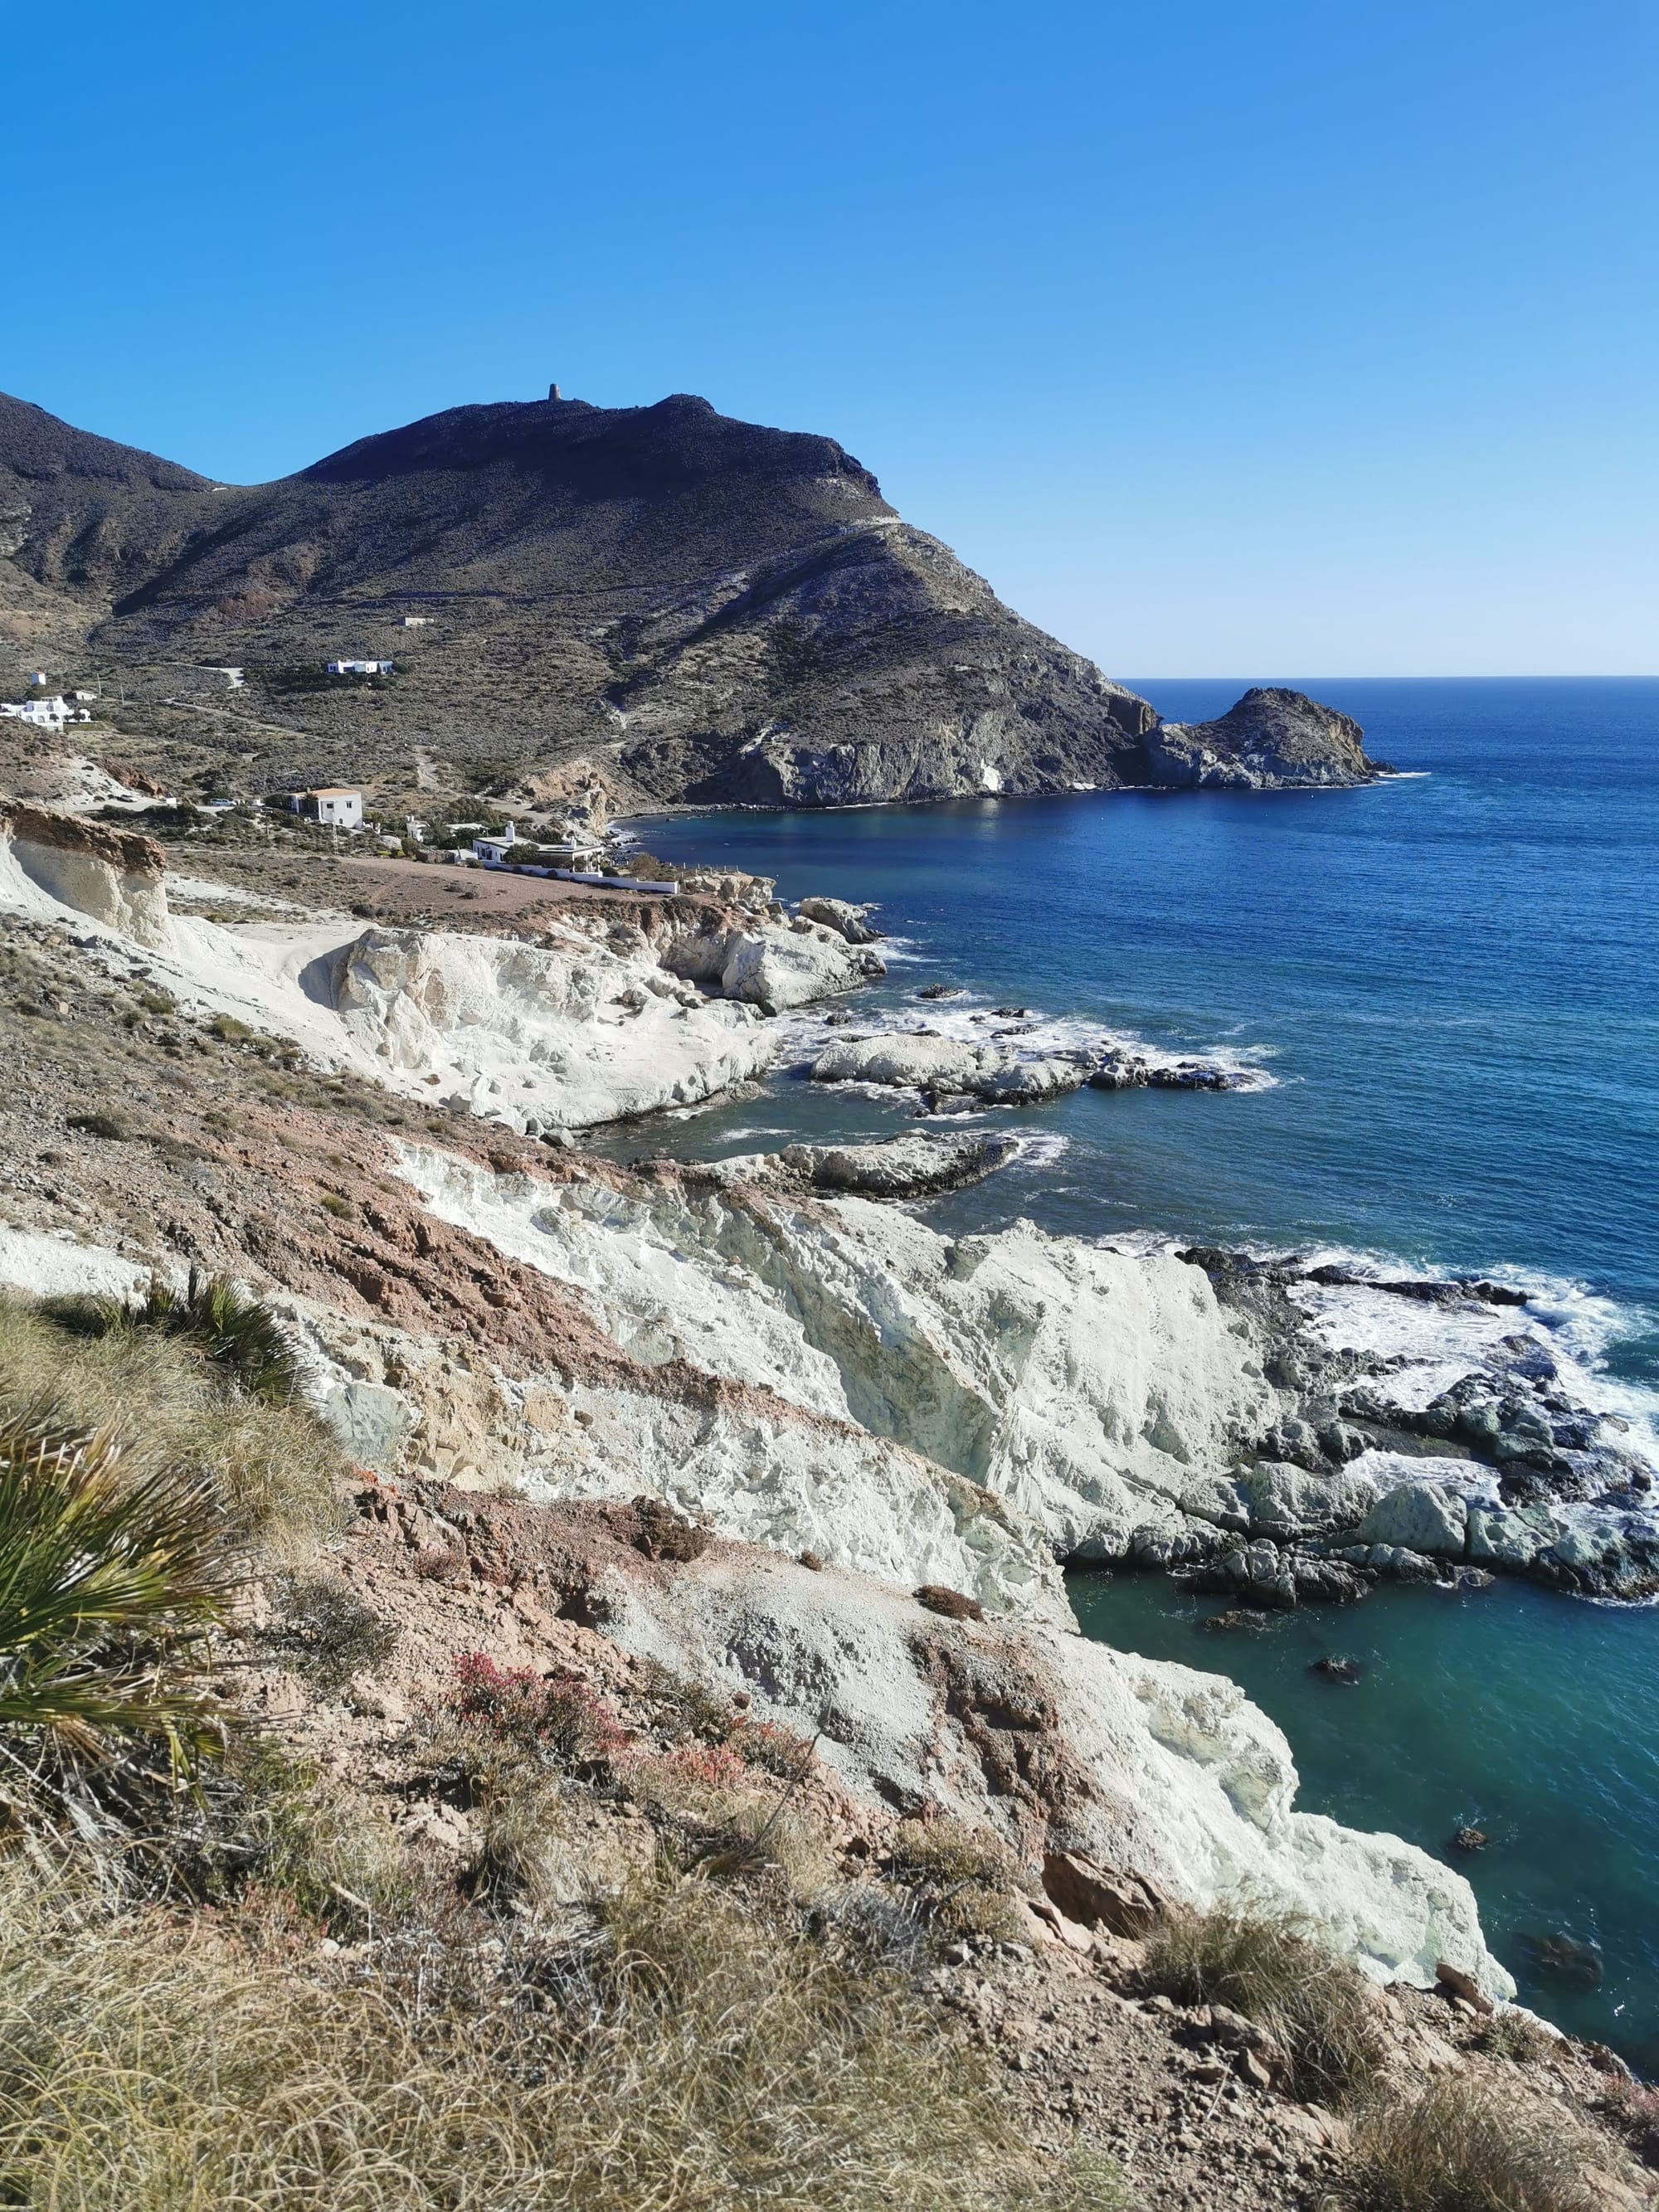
[1142,1903,1389,2107]
[208,1736,420,1932]
[265,1572,400,1694]
[885,1814,1025,1944]
[630,1743,839,1901]
[1474,2010,1560,2065]
[0,1856,1126,2211]
[1334,2078,1610,2211]
[0,1298,348,1563]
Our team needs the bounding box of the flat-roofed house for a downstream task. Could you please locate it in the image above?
[289,786,364,829]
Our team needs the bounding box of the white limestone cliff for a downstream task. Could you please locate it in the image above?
[604,1548,1513,1998]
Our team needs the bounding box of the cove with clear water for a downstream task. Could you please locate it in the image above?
[619,677,1659,2063]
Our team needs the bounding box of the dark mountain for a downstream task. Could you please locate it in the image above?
[0,387,1382,804]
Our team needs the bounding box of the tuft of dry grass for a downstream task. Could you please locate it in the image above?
[1474,2010,1559,2065]
[265,1572,400,1694]
[0,1855,1126,2211]
[1142,1903,1389,2107]
[1333,2077,1612,2211]
[0,1297,348,1563]
[884,1814,1025,1944]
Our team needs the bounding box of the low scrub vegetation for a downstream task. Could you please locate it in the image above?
[39,1267,304,1406]
[0,1854,1124,2210]
[1335,2077,1608,2211]
[1141,1902,1388,2107]
[265,1572,399,1694]
[0,1294,347,1559]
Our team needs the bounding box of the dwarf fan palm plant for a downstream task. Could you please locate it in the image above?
[0,1399,233,1771]
[41,1267,302,1406]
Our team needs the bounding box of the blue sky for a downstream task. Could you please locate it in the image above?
[7,0,1655,673]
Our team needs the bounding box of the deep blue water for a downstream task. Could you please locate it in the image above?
[625,678,1659,2058]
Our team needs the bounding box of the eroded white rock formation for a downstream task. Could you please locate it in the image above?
[393,1147,1276,1563]
[603,1547,1513,1997]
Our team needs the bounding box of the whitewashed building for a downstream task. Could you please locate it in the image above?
[325,659,393,677]
[289,786,364,829]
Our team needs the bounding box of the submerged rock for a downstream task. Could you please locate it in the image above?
[1519,1932,1604,1988]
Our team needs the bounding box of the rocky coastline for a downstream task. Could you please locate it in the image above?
[2,795,1657,2205]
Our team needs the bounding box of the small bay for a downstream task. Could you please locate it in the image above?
[630,676,1659,2061]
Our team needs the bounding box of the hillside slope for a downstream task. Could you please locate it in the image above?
[0,386,1384,805]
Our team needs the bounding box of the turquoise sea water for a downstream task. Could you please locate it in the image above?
[625,677,1659,2061]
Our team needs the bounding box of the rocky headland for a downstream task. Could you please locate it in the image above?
[2,388,1387,813]
[1143,687,1391,791]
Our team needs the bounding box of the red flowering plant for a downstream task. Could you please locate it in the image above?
[448,1652,628,1769]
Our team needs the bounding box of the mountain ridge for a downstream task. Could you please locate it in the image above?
[0,385,1382,805]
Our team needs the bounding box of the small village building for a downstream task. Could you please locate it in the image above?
[288,786,364,829]
[471,821,520,863]
[325,659,393,677]
[2,695,71,727]
[71,689,98,704]
[399,616,430,628]
[537,828,608,865]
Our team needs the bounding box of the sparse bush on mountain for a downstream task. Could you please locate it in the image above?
[1334,2076,1608,2211]
[1141,1902,1388,2107]
[265,1572,399,1694]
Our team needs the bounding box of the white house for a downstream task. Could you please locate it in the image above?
[2,695,71,727]
[325,659,393,677]
[471,820,520,863]
[399,616,430,629]
[71,689,98,704]
[537,826,608,865]
[289,786,364,829]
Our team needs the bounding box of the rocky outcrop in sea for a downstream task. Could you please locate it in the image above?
[1142,687,1391,791]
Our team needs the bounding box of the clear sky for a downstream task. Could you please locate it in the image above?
[7,0,1655,674]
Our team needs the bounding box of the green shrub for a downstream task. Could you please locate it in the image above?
[1141,1903,1388,2107]
[0,1399,231,1770]
[320,1193,353,1219]
[1335,2078,1608,2210]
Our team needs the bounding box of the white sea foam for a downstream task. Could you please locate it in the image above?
[1284,1253,1659,1475]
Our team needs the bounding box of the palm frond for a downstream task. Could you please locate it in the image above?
[0,1398,236,1765]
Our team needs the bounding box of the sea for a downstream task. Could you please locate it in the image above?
[618,677,1659,2064]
